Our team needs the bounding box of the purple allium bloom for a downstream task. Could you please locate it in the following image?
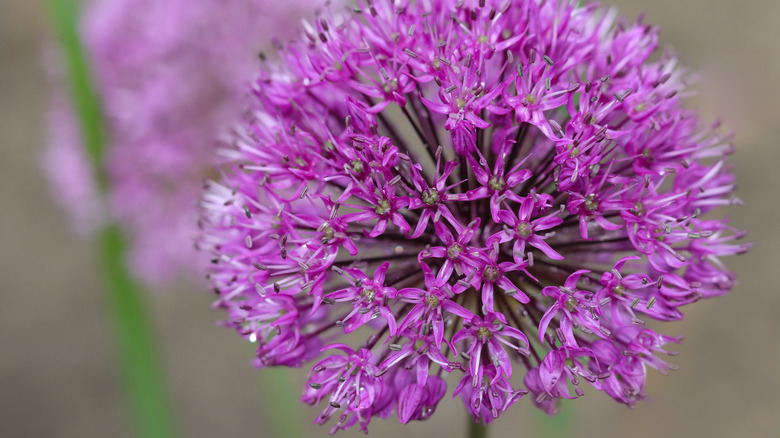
[44,92,105,235]
[199,0,751,431]
[44,0,331,286]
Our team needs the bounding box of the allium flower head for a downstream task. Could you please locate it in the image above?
[200,0,750,431]
[45,0,331,286]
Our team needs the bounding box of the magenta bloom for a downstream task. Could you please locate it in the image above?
[45,0,332,286]
[200,0,750,431]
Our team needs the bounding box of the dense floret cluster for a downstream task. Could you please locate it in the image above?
[200,0,749,432]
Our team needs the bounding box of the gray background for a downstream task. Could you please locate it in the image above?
[1,1,775,437]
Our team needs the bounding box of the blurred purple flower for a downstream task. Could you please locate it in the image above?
[199,0,750,431]
[44,92,104,235]
[45,0,330,286]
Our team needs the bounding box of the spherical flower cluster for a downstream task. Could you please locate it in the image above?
[199,0,750,432]
[45,0,331,286]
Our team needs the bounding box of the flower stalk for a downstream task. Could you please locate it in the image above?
[468,420,488,438]
[100,224,177,438]
[47,1,176,437]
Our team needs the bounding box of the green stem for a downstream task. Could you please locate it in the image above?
[101,225,177,438]
[536,400,573,438]
[257,368,306,438]
[48,1,176,437]
[468,420,488,438]
[46,0,106,185]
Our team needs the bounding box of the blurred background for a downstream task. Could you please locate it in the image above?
[1,0,775,437]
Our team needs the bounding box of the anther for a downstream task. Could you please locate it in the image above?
[658,73,673,87]
[555,328,565,344]
[583,112,593,125]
